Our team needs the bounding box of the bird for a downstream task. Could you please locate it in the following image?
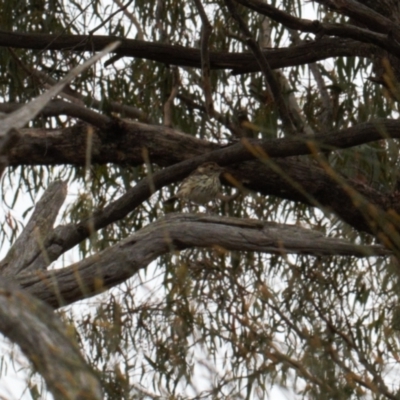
[165,162,223,208]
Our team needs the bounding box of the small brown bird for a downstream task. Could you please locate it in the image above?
[165,162,223,206]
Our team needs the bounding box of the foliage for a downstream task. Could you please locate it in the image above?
[1,0,400,399]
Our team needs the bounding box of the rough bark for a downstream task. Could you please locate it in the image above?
[0,44,121,400]
[0,31,375,74]
[0,181,67,276]
[1,1,400,398]
[0,281,102,399]
[17,213,389,309]
[5,114,400,235]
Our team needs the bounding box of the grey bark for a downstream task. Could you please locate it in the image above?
[0,280,102,400]
[11,205,389,308]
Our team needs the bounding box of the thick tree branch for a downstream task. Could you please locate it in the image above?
[0,181,67,276]
[18,213,390,308]
[0,281,102,399]
[4,118,400,249]
[6,110,400,168]
[0,30,377,74]
[0,128,20,177]
[234,0,400,58]
[313,0,399,34]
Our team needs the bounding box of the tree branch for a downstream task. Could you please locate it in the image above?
[4,118,400,247]
[0,128,20,177]
[0,181,67,275]
[233,0,400,58]
[0,41,120,137]
[19,213,390,308]
[313,0,398,35]
[0,31,378,74]
[0,281,102,399]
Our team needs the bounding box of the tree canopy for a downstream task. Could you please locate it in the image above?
[1,0,400,399]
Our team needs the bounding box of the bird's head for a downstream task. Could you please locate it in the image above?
[197,162,223,175]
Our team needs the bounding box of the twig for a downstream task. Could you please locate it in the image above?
[178,92,245,138]
[8,48,149,122]
[258,17,312,135]
[289,29,332,131]
[233,0,400,59]
[0,41,120,136]
[113,0,145,40]
[89,0,135,35]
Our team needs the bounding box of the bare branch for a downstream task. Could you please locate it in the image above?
[19,213,390,308]
[0,281,102,399]
[233,0,400,58]
[0,99,111,128]
[4,118,400,256]
[0,181,67,276]
[113,0,145,40]
[315,0,398,35]
[0,31,377,74]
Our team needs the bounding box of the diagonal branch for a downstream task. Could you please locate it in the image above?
[313,0,399,35]
[8,48,148,121]
[0,281,102,399]
[4,117,400,268]
[233,0,400,58]
[0,41,120,137]
[0,181,67,276]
